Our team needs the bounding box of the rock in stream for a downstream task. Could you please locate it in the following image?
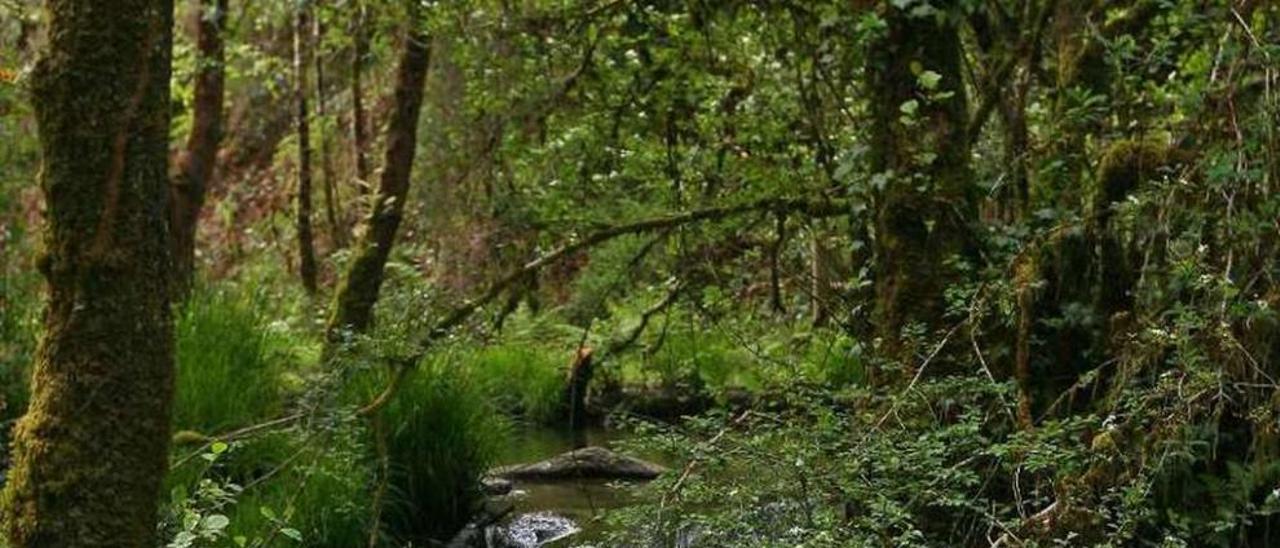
[488,446,667,481]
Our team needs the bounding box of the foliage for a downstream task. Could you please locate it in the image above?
[348,356,507,544]
[173,288,294,433]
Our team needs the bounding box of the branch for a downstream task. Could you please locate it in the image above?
[357,195,847,415]
[601,281,684,359]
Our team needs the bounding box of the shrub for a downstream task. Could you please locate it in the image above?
[165,427,372,548]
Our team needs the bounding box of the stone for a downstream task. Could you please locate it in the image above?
[489,446,666,481]
[481,476,514,496]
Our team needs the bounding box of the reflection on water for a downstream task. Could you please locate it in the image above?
[493,426,666,545]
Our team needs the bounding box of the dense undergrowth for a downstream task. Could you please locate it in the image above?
[3,0,1280,546]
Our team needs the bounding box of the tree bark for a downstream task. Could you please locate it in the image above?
[350,0,372,197]
[294,2,319,295]
[314,13,345,249]
[1,1,175,545]
[867,3,974,368]
[171,0,228,296]
[811,220,835,327]
[327,18,431,341]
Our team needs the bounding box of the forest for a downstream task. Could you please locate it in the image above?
[1,0,1279,546]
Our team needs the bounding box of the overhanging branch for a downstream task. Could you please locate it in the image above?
[357,195,847,415]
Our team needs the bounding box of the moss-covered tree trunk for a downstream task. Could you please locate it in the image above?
[866,3,974,368]
[294,1,319,295]
[326,18,431,342]
[1,1,175,545]
[171,0,228,296]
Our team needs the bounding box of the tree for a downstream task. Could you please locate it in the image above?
[1,1,176,545]
[314,10,346,249]
[171,0,229,296]
[866,3,974,368]
[350,0,372,198]
[327,11,432,341]
[294,0,319,295]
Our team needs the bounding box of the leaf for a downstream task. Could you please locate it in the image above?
[899,99,919,116]
[281,528,304,542]
[211,441,229,455]
[918,70,942,90]
[204,514,230,531]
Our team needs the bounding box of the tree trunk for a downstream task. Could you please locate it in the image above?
[350,0,372,197]
[1,1,175,545]
[294,2,319,295]
[867,4,974,369]
[171,0,228,296]
[327,18,431,341]
[314,14,346,249]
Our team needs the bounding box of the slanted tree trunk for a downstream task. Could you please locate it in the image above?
[294,1,319,295]
[867,4,974,369]
[171,0,228,296]
[314,13,345,249]
[1,1,175,544]
[350,0,372,197]
[327,17,431,342]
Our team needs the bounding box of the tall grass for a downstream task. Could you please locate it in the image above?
[350,357,508,543]
[467,344,565,424]
[174,289,289,433]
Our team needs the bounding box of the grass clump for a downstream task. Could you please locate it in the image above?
[468,344,565,424]
[174,288,291,433]
[350,355,508,544]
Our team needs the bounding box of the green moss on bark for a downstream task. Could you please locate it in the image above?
[326,21,431,344]
[1,1,175,546]
[866,3,975,368]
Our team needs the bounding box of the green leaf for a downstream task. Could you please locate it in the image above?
[899,99,919,116]
[204,514,230,531]
[918,70,942,90]
[281,528,304,542]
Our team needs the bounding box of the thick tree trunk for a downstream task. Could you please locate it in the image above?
[350,0,372,197]
[294,2,319,295]
[327,19,431,341]
[171,0,228,296]
[867,4,974,368]
[1,1,175,545]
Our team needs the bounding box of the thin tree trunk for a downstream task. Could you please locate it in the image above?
[314,13,345,249]
[171,0,228,296]
[867,3,974,371]
[350,0,372,197]
[811,221,835,327]
[769,213,786,314]
[294,2,319,295]
[1,1,175,544]
[327,17,431,342]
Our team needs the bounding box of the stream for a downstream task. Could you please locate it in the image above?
[487,425,666,546]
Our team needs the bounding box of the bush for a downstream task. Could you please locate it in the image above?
[165,427,372,548]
